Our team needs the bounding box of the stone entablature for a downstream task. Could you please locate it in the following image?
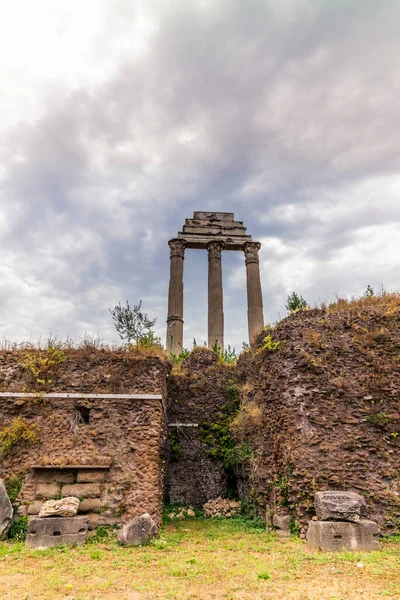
[177,211,252,250]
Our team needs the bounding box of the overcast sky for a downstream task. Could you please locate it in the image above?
[1,0,399,351]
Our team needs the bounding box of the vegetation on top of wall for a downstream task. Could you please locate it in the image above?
[20,345,67,386]
[0,417,39,458]
[211,344,238,365]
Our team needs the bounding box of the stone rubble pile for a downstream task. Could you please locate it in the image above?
[307,491,380,551]
[167,506,196,519]
[203,497,241,518]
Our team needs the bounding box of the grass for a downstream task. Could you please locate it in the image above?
[0,518,399,599]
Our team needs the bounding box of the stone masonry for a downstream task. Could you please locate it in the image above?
[0,351,170,528]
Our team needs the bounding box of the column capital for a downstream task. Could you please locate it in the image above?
[243,241,261,265]
[168,238,186,258]
[207,241,224,260]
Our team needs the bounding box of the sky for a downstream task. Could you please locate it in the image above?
[0,0,399,351]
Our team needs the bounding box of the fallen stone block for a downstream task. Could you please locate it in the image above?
[306,520,380,552]
[26,516,89,548]
[273,514,291,530]
[118,513,157,546]
[0,479,13,540]
[314,491,366,522]
[39,497,79,518]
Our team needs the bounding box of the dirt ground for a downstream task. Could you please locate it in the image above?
[1,518,399,600]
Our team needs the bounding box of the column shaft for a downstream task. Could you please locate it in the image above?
[244,242,264,345]
[207,241,224,350]
[166,239,186,355]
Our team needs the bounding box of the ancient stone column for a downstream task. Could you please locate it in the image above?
[166,238,186,355]
[207,241,224,350]
[244,241,264,345]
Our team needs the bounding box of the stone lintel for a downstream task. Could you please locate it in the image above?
[31,464,111,470]
[177,233,253,250]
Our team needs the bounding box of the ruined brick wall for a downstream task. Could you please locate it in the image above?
[166,348,240,506]
[0,350,170,527]
[237,298,400,533]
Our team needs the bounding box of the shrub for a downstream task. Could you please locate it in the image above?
[0,417,39,458]
[286,292,308,313]
[4,472,24,504]
[8,516,28,541]
[20,346,67,385]
[262,335,280,352]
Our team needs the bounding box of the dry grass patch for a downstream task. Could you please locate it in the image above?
[0,519,399,599]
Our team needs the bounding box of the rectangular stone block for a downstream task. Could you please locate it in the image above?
[76,470,106,483]
[35,483,60,500]
[78,498,101,513]
[306,520,380,552]
[26,516,89,548]
[35,469,75,484]
[61,484,101,499]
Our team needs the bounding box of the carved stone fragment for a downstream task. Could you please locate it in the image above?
[118,513,157,546]
[314,491,367,522]
[0,479,13,540]
[39,497,80,518]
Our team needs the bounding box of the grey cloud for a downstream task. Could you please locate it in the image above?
[0,0,399,348]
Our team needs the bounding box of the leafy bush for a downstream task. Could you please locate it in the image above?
[8,516,28,541]
[0,417,39,458]
[20,346,67,385]
[262,335,280,352]
[211,343,238,364]
[4,472,24,504]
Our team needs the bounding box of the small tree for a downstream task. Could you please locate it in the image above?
[109,300,160,346]
[286,292,308,313]
[364,284,374,297]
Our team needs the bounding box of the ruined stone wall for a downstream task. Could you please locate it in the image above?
[0,350,170,527]
[237,297,400,533]
[166,348,239,506]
